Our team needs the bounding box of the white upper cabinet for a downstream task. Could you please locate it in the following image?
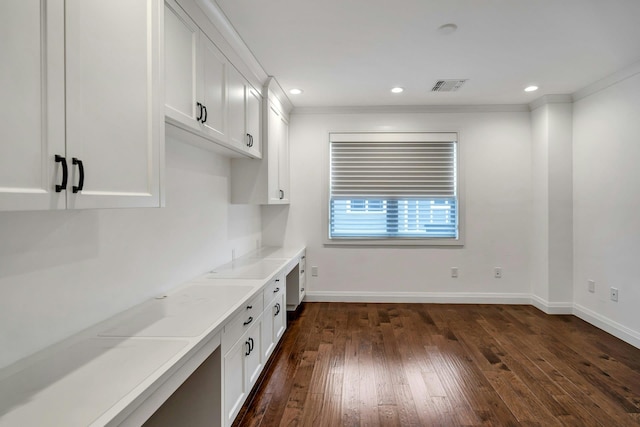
[164,0,201,129]
[231,77,290,205]
[245,87,262,158]
[227,66,246,149]
[268,104,290,204]
[0,0,65,211]
[0,0,164,211]
[200,36,227,140]
[65,0,163,209]
[164,0,261,159]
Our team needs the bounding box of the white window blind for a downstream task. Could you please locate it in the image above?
[329,132,459,240]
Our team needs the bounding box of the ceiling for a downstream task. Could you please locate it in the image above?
[214,0,640,108]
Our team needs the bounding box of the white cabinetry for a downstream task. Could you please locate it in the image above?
[222,293,263,427]
[245,86,262,158]
[231,77,291,205]
[164,0,226,139]
[286,252,306,311]
[223,318,261,427]
[164,0,261,159]
[262,275,286,361]
[0,0,163,211]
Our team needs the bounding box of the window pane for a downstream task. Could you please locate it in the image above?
[330,198,457,238]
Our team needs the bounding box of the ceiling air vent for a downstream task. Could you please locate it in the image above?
[431,79,467,92]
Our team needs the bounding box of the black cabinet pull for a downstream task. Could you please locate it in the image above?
[243,316,253,326]
[202,105,208,123]
[250,134,254,147]
[246,133,251,147]
[301,287,305,293]
[245,341,251,356]
[302,256,306,260]
[246,305,253,310]
[55,155,68,192]
[279,189,284,200]
[274,303,280,316]
[72,158,84,193]
[196,102,202,122]
[248,337,254,352]
[273,287,279,293]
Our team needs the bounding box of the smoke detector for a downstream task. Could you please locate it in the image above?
[431,79,467,92]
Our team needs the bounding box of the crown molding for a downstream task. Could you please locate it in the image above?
[264,76,294,115]
[291,104,530,115]
[528,94,573,111]
[572,59,640,102]
[194,0,268,87]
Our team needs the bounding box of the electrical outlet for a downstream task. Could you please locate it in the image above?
[311,266,319,277]
[610,287,619,302]
[588,280,595,293]
[494,267,502,278]
[451,267,458,278]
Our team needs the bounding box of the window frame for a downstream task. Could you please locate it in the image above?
[323,131,464,247]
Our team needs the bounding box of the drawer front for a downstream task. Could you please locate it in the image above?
[263,274,284,306]
[223,293,263,351]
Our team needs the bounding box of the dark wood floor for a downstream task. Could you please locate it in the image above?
[233,303,640,426]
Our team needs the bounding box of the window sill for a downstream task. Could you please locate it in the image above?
[323,237,464,248]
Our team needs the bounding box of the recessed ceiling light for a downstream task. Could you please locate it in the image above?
[437,23,458,35]
[289,88,303,95]
[524,85,539,92]
[391,87,404,93]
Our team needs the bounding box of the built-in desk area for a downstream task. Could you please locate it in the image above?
[0,247,306,427]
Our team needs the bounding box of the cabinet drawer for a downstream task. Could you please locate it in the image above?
[223,293,263,351]
[263,274,284,306]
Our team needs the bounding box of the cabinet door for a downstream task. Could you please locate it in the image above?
[267,106,290,204]
[267,105,282,203]
[201,36,226,140]
[164,0,201,131]
[223,337,247,426]
[273,292,287,343]
[0,0,65,211]
[278,115,291,203]
[65,0,162,209]
[245,87,262,158]
[227,66,246,150]
[261,298,275,361]
[244,320,263,390]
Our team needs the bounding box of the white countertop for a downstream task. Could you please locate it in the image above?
[0,246,304,427]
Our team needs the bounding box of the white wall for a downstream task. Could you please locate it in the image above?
[267,110,532,300]
[573,71,640,341]
[0,135,262,368]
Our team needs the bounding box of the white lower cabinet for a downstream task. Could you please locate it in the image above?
[222,274,291,426]
[223,316,262,426]
[286,251,307,311]
[273,292,287,344]
[262,277,286,361]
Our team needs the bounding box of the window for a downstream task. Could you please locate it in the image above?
[327,132,461,245]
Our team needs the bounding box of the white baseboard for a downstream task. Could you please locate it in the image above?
[305,291,531,305]
[303,291,639,349]
[529,295,573,314]
[573,304,640,349]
